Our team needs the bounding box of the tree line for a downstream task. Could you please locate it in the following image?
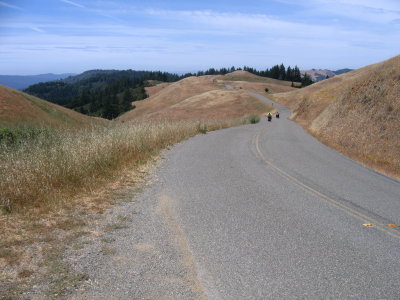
[183,64,314,87]
[24,70,181,119]
[24,65,314,120]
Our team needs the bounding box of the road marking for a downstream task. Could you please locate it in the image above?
[254,127,400,240]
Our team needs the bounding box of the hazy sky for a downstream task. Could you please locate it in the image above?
[0,0,399,75]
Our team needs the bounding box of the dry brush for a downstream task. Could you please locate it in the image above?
[0,118,253,213]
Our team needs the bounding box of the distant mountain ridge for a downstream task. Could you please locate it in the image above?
[0,73,75,90]
[302,68,353,82]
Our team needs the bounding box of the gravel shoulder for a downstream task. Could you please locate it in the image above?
[63,157,208,300]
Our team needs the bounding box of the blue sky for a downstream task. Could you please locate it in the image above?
[0,0,399,75]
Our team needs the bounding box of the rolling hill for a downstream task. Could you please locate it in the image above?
[0,85,106,128]
[271,55,400,178]
[118,71,295,121]
[215,70,301,93]
[302,69,353,82]
[23,70,182,119]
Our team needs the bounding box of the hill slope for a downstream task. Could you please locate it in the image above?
[0,85,106,128]
[271,55,400,178]
[118,71,292,121]
[23,70,182,119]
[302,69,353,82]
[219,70,295,85]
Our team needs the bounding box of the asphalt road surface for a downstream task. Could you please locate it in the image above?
[160,92,400,299]
[70,92,400,299]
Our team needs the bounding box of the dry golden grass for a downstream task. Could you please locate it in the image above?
[0,85,106,128]
[218,70,299,87]
[0,71,277,296]
[145,82,172,97]
[119,76,218,121]
[0,119,253,213]
[270,55,400,179]
[137,90,271,120]
[0,118,260,296]
[224,80,296,94]
[119,72,281,122]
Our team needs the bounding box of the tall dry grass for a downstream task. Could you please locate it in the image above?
[0,118,251,213]
[270,55,400,179]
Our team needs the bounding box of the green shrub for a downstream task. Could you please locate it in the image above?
[0,128,15,144]
[249,115,260,124]
[0,126,54,146]
[198,123,208,134]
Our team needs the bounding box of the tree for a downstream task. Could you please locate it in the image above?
[293,66,302,82]
[123,89,132,103]
[286,66,293,81]
[301,73,314,87]
[279,64,286,80]
[270,65,280,79]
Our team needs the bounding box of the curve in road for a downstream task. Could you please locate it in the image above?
[69,92,400,299]
[161,92,400,299]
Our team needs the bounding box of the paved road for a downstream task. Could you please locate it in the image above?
[70,92,400,299]
[160,93,400,299]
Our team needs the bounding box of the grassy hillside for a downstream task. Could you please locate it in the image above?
[0,85,106,128]
[271,55,400,178]
[145,82,172,97]
[23,70,182,119]
[0,69,288,295]
[220,70,296,85]
[217,70,300,94]
[118,72,287,122]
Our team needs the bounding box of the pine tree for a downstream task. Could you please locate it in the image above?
[286,66,293,81]
[270,65,280,79]
[293,66,302,82]
[279,64,286,80]
[301,73,314,87]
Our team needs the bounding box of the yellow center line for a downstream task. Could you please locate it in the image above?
[254,127,400,240]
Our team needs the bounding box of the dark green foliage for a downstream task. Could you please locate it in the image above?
[184,67,233,77]
[265,88,269,93]
[24,70,181,120]
[243,64,302,83]
[301,73,314,87]
[23,65,313,120]
[188,64,307,85]
[249,115,260,124]
[0,126,54,146]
